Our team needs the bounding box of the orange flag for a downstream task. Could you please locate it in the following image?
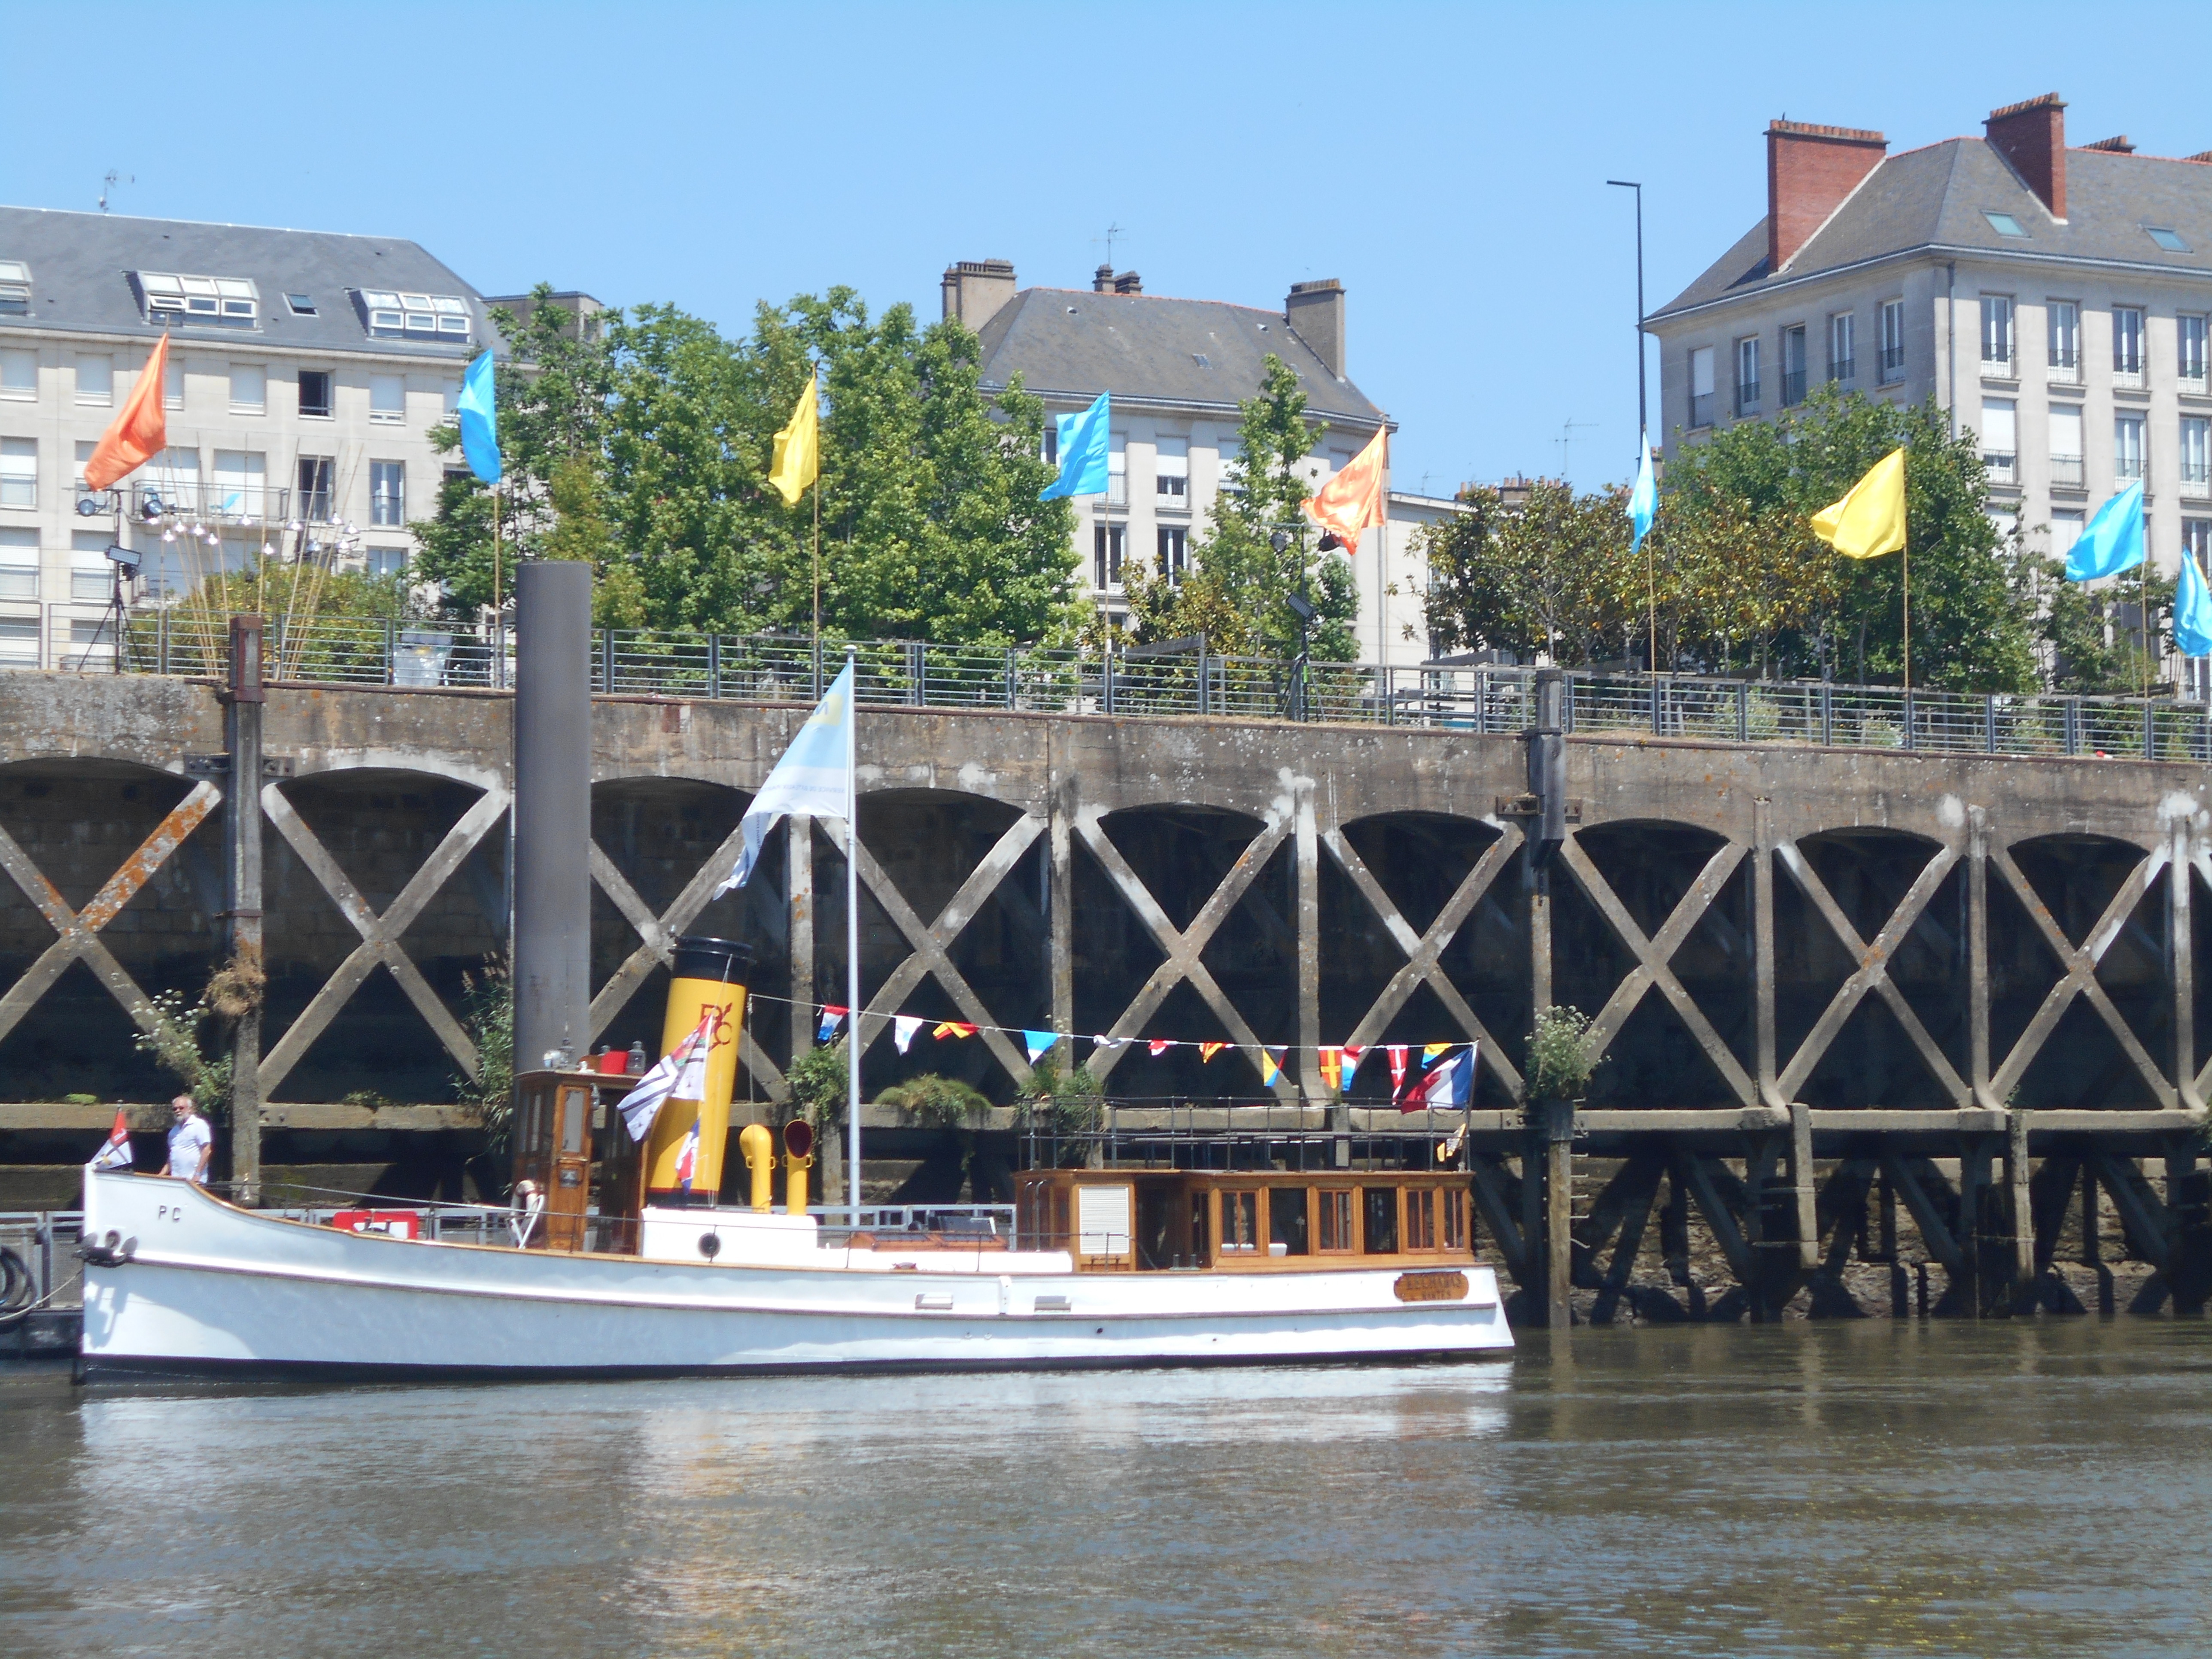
[85,331,170,492]
[1304,425,1387,554]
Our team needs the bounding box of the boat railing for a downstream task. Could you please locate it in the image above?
[0,1209,83,1319]
[810,1203,1018,1249]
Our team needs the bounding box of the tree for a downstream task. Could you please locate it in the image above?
[1124,353,1358,659]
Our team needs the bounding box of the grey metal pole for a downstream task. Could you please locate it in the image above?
[512,562,592,1082]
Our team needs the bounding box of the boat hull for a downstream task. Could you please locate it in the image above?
[77,1174,1513,1381]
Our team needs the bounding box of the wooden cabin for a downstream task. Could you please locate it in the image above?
[1015,1169,1471,1273]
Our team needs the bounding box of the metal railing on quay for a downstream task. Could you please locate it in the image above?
[0,1211,84,1316]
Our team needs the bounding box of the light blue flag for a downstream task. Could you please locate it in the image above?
[1628,431,1657,556]
[1024,1030,1060,1063]
[457,350,501,485]
[2176,549,2212,659]
[716,662,854,894]
[2066,481,2145,581]
[1039,392,1110,499]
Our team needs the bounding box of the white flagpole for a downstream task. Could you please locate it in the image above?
[845,644,862,1226]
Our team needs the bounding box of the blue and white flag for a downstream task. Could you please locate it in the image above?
[717,661,854,894]
[2067,481,2145,581]
[1039,392,1110,500]
[457,349,501,485]
[1024,1029,1059,1063]
[2177,550,2212,659]
[1628,432,1657,556]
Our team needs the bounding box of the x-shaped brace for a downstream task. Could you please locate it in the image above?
[1563,836,1758,1106]
[0,780,222,1046]
[1323,822,1526,1101]
[1775,839,1969,1104]
[259,783,509,1095]
[1990,840,2174,1106]
[1076,808,1294,1096]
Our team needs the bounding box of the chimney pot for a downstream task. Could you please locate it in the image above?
[1093,264,1115,293]
[1765,119,1888,272]
[1285,278,1348,380]
[1986,94,2069,218]
[2081,134,2136,153]
[939,258,1017,329]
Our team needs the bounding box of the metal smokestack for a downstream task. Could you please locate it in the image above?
[512,561,592,1078]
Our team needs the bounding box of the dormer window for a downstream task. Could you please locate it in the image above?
[135,271,258,326]
[0,260,27,316]
[356,289,472,340]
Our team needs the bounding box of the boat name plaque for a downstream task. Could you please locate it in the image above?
[1393,1270,1470,1303]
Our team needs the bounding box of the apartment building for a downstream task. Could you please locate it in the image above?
[1647,94,2212,579]
[0,206,490,667]
[948,258,1431,663]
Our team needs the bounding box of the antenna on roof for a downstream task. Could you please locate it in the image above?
[1094,221,1125,268]
[99,171,132,213]
[1557,418,1598,480]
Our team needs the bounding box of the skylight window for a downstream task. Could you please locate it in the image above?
[134,271,258,325]
[285,292,316,316]
[0,259,26,315]
[355,288,471,341]
[2148,227,2191,252]
[1984,212,2028,238]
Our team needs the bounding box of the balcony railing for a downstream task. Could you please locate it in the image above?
[2182,467,2212,499]
[1735,380,1760,416]
[2051,453,2085,488]
[1980,355,2017,380]
[1828,359,1855,384]
[1780,368,1808,407]
[1983,451,2017,485]
[1878,346,1906,382]
[2048,358,2080,385]
[1688,392,1714,429]
[131,481,290,524]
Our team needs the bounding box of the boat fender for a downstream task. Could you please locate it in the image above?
[698,1232,722,1261]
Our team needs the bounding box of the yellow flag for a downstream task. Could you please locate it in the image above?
[768,372,818,505]
[1811,448,1907,559]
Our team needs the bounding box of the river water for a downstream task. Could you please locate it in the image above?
[5,1322,2212,1657]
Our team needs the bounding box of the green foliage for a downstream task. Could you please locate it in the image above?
[1124,353,1358,659]
[786,1038,849,1133]
[2031,550,2176,694]
[131,983,234,1115]
[1023,1059,1103,1139]
[455,958,513,1161]
[875,1072,991,1130]
[1526,1005,1598,1102]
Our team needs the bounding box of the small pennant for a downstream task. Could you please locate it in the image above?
[1024,1029,1059,1063]
[1422,1042,1453,1068]
[1386,1045,1409,1097]
[893,1015,922,1054]
[1318,1045,1344,1092]
[1258,1046,1285,1087]
[1341,1044,1367,1077]
[1149,1039,1173,1057]
[933,1021,978,1040]
[817,1004,848,1043]
[1199,1041,1228,1064]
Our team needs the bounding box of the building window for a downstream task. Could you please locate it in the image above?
[1980,296,2015,373]
[298,457,334,522]
[134,271,258,325]
[1155,436,1188,503]
[213,451,267,519]
[1093,522,1126,589]
[1981,399,2017,484]
[1040,422,1057,466]
[370,461,405,527]
[0,348,32,400]
[1106,440,1127,507]
[76,353,112,406]
[2115,413,2146,482]
[1689,346,1715,427]
[1735,336,1760,415]
[2114,307,2145,383]
[1780,325,1807,407]
[162,352,183,410]
[0,438,35,508]
[1157,526,1188,582]
[1215,441,1243,498]
[1827,313,1855,383]
[354,289,472,340]
[2050,406,2085,489]
[2183,416,2212,497]
[2051,509,2087,563]
[298,370,333,419]
[0,526,37,599]
[1878,299,1906,382]
[285,292,316,316]
[229,363,266,415]
[365,546,409,579]
[0,259,28,316]
[2048,301,2081,383]
[70,532,113,602]
[370,374,404,425]
[2181,315,2208,390]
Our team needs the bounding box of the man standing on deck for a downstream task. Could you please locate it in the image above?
[165,1094,213,1185]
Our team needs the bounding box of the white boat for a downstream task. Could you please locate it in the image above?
[75,1164,1512,1381]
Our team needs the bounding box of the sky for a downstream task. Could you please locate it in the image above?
[10,1,2212,496]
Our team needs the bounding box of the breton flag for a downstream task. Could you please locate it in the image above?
[457,349,501,485]
[87,1107,134,1171]
[1400,1045,1474,1111]
[1304,425,1387,554]
[620,1012,714,1141]
[2066,481,2146,582]
[1811,449,1907,561]
[769,371,820,506]
[1040,392,1110,500]
[83,331,170,492]
[717,660,854,894]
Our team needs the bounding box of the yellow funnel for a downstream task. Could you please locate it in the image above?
[642,937,754,1204]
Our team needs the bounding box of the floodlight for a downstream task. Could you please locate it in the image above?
[104,544,141,572]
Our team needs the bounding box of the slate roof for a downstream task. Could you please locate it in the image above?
[973,286,1386,429]
[0,205,490,359]
[1652,141,2212,320]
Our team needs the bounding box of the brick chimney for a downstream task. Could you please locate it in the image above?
[1986,93,2067,218]
[1285,278,1346,379]
[940,258,1017,328]
[1766,120,1888,272]
[2081,135,2136,154]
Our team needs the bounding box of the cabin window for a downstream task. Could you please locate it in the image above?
[1363,1188,1400,1255]
[1223,1191,1259,1253]
[1443,1188,1467,1251]
[1406,1188,1437,1251]
[1191,1191,1210,1260]
[1318,1188,1353,1252]
[1269,1187,1309,1255]
[558,1087,586,1155]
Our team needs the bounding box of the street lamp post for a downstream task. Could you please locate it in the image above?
[1605,179,1647,452]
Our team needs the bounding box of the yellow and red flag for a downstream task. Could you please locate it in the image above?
[1303,425,1387,554]
[932,1021,977,1041]
[1199,1041,1228,1064]
[85,331,170,492]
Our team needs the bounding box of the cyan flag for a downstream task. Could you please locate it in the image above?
[1023,1030,1059,1063]
[458,350,501,485]
[2176,550,2212,659]
[1628,432,1657,555]
[1039,392,1109,500]
[2066,481,2145,581]
[716,661,854,894]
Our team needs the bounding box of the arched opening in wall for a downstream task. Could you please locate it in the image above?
[0,758,220,1103]
[263,768,505,1104]
[1558,820,1753,1109]
[1326,812,1520,1103]
[839,789,1044,1104]
[1078,805,1282,1101]
[1775,827,1966,1110]
[1993,833,2170,1109]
